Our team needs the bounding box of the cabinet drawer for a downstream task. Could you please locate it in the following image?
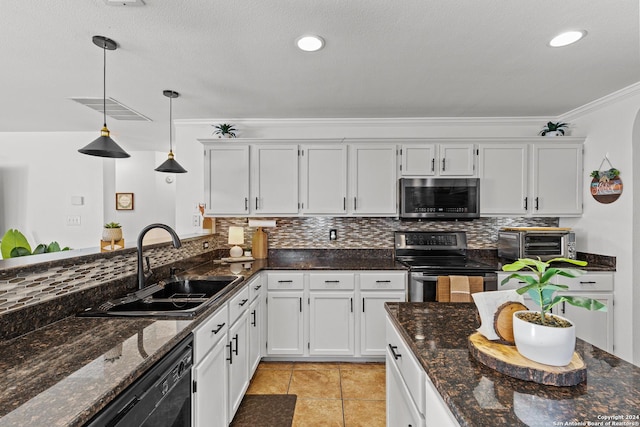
[309,273,354,290]
[247,275,264,302]
[194,304,228,364]
[559,273,613,291]
[267,273,304,290]
[229,285,250,325]
[360,272,406,290]
[386,316,425,415]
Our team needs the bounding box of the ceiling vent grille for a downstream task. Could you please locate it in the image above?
[70,97,152,121]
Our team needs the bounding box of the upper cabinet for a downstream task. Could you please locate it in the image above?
[204,145,250,215]
[479,140,583,217]
[300,145,347,214]
[251,145,299,214]
[349,144,398,215]
[201,137,583,218]
[400,143,476,177]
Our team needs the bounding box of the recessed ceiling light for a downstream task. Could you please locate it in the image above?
[296,35,324,52]
[549,30,587,47]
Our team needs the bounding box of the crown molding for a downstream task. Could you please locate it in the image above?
[176,116,546,128]
[559,81,640,121]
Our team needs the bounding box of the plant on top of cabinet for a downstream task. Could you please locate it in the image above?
[213,123,237,138]
[501,257,606,366]
[539,121,568,136]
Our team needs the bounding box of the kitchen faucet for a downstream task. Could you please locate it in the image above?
[137,223,182,290]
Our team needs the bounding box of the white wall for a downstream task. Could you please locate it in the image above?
[0,132,105,250]
[560,88,640,363]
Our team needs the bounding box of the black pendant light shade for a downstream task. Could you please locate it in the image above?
[155,90,187,173]
[79,36,130,158]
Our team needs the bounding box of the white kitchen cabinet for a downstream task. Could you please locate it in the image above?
[228,311,250,419]
[531,143,583,216]
[193,304,229,427]
[266,273,305,356]
[309,291,355,356]
[400,143,475,177]
[359,272,406,356]
[439,144,476,176]
[204,145,250,215]
[300,145,347,214]
[193,333,228,427]
[424,374,460,427]
[349,144,397,215]
[247,274,265,375]
[251,145,299,214]
[401,144,437,176]
[387,345,425,427]
[478,143,528,215]
[499,271,614,352]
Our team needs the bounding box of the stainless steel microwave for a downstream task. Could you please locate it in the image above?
[498,229,576,261]
[398,178,480,220]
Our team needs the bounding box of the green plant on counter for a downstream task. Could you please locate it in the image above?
[0,229,70,259]
[501,257,606,326]
[104,222,122,228]
[539,121,568,136]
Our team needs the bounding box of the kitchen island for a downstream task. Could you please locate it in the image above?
[385,302,640,427]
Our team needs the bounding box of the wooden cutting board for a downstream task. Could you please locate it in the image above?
[468,332,586,386]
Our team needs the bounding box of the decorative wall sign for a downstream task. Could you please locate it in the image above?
[116,192,134,210]
[590,157,622,204]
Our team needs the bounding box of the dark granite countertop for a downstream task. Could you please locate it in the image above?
[385,302,639,427]
[0,253,406,426]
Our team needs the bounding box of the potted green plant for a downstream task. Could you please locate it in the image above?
[501,257,607,366]
[213,123,237,138]
[539,121,568,136]
[102,222,123,242]
[0,229,70,259]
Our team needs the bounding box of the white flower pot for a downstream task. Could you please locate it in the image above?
[102,228,122,242]
[512,310,576,366]
[544,130,563,136]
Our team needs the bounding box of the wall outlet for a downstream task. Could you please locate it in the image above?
[329,229,337,240]
[192,215,201,227]
[203,241,209,249]
[66,215,81,226]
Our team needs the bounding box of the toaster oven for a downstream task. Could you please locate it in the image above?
[498,229,576,261]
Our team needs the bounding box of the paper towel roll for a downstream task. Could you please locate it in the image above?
[248,220,276,228]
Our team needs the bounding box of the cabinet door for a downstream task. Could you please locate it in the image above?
[252,145,299,214]
[361,292,405,356]
[401,144,436,176]
[478,144,528,215]
[349,144,397,215]
[439,144,476,176]
[248,297,262,375]
[267,291,304,355]
[386,347,425,427]
[193,334,228,427]
[228,313,250,420]
[558,293,613,352]
[300,145,347,214]
[309,292,355,356]
[531,144,583,216]
[205,145,250,215]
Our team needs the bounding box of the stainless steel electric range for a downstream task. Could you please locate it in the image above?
[394,231,498,301]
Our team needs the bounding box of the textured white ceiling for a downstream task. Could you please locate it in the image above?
[0,0,638,150]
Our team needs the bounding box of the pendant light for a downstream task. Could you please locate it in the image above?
[78,36,130,158]
[155,90,187,173]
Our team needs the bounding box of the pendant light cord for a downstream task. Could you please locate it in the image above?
[102,42,107,127]
[169,95,173,152]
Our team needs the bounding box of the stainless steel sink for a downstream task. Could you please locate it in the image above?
[78,275,244,318]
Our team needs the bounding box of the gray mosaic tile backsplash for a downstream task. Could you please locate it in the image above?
[0,216,556,317]
[0,236,217,316]
[215,216,558,250]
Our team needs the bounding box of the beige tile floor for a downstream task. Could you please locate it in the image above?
[246,361,386,427]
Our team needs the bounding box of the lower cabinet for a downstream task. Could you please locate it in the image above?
[193,335,228,427]
[248,295,262,373]
[309,291,355,355]
[228,311,249,419]
[267,291,305,355]
[386,345,425,427]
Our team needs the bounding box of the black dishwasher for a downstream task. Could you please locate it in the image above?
[85,334,193,427]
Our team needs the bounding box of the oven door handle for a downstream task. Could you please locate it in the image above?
[411,275,440,282]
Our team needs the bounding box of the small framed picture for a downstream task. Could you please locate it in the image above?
[116,193,134,210]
